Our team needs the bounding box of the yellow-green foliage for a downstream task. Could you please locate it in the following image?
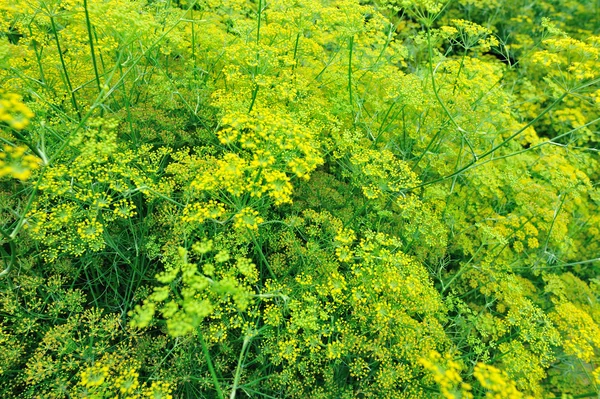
[1,0,599,398]
[75,354,174,399]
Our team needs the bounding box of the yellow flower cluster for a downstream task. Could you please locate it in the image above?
[23,120,159,260]
[551,302,600,363]
[181,200,226,224]
[419,351,473,399]
[260,210,449,397]
[496,341,549,396]
[192,105,324,206]
[473,364,527,399]
[0,92,34,130]
[334,228,356,262]
[532,35,600,83]
[0,93,40,180]
[278,338,301,363]
[131,245,256,337]
[0,144,41,181]
[234,207,264,232]
[382,0,446,14]
[3,0,600,398]
[349,148,419,200]
[447,19,499,51]
[76,217,104,242]
[80,364,110,388]
[77,357,173,399]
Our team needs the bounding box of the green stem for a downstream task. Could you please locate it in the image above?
[292,32,300,72]
[191,9,197,80]
[256,0,262,45]
[403,91,569,193]
[251,232,276,280]
[7,129,46,162]
[83,0,102,94]
[570,392,599,399]
[8,2,197,244]
[199,328,225,399]
[248,84,259,113]
[249,0,264,113]
[348,35,354,113]
[543,193,567,253]
[426,28,477,161]
[28,24,47,86]
[452,48,468,94]
[372,100,398,147]
[441,245,484,293]
[230,334,251,399]
[413,126,444,169]
[49,15,81,119]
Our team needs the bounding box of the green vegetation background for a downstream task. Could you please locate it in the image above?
[1,0,599,398]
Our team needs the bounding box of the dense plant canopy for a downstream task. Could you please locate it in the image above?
[1,0,599,398]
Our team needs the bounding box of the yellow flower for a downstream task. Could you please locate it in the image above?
[0,145,41,181]
[234,207,264,231]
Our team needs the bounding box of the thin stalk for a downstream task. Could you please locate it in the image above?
[372,100,398,147]
[49,15,81,119]
[0,225,12,241]
[560,257,600,267]
[448,138,464,195]
[117,60,139,145]
[248,85,259,113]
[342,200,369,229]
[292,32,300,72]
[542,193,567,253]
[83,0,102,94]
[434,115,600,179]
[348,35,354,113]
[570,392,599,399]
[442,215,535,292]
[520,257,600,271]
[191,9,197,80]
[412,126,444,169]
[426,28,478,161]
[441,245,484,293]
[361,22,394,77]
[28,24,47,86]
[198,328,225,399]
[452,48,468,94]
[256,0,262,45]
[310,45,343,85]
[7,129,46,161]
[251,232,276,280]
[7,3,197,243]
[238,388,279,399]
[403,91,569,193]
[248,0,264,113]
[230,334,252,399]
[402,108,408,151]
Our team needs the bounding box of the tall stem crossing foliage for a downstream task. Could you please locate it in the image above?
[0,0,599,398]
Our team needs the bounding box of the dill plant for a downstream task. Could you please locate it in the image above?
[1,0,599,398]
